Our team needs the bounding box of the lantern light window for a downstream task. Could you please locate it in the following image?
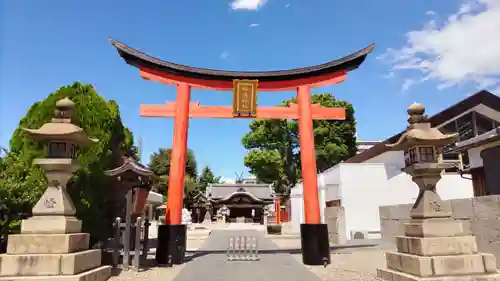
[419,146,436,163]
[48,141,78,159]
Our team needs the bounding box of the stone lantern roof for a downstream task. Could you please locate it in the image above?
[21,97,98,147]
[386,103,458,151]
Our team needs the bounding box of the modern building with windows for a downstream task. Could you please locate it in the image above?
[291,90,500,240]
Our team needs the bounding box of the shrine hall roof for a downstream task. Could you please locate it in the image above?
[105,157,154,177]
[207,183,273,200]
[109,38,375,82]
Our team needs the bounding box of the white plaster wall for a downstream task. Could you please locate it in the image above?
[364,150,404,166]
[290,174,333,233]
[337,163,473,239]
[147,191,164,204]
[290,186,303,233]
[291,150,473,238]
[336,163,393,238]
[468,146,484,168]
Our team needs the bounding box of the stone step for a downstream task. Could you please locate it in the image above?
[404,219,467,237]
[20,217,82,235]
[395,235,478,256]
[0,265,111,281]
[0,249,102,276]
[6,233,90,254]
[385,251,497,277]
[378,267,500,281]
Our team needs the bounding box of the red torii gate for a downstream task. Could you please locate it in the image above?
[110,38,374,266]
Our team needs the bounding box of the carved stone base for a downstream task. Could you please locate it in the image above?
[0,249,102,276]
[21,216,82,234]
[378,220,500,281]
[377,267,500,281]
[6,233,89,254]
[0,266,111,281]
[404,218,466,237]
[1,218,110,280]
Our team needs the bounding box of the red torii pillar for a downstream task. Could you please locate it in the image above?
[109,37,374,266]
[166,83,191,226]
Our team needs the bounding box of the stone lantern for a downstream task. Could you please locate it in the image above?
[0,97,111,280]
[388,103,458,219]
[21,97,98,233]
[377,104,500,281]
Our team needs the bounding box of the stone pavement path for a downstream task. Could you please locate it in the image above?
[173,229,322,281]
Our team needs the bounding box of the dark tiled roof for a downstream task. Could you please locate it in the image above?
[109,38,375,82]
[207,183,273,200]
[104,157,154,177]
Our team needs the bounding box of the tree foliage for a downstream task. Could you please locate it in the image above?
[198,166,222,192]
[148,148,221,205]
[242,93,357,193]
[149,148,198,195]
[0,82,138,244]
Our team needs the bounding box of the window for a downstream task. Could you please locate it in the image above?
[461,152,470,168]
[48,142,67,158]
[419,146,435,162]
[457,112,473,129]
[457,112,474,141]
[405,147,418,166]
[440,121,457,135]
[443,152,459,161]
[475,112,496,135]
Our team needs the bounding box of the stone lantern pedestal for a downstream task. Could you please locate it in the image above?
[377,104,500,281]
[377,165,500,280]
[0,98,110,281]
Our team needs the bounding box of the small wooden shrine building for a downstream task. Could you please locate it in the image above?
[191,183,274,223]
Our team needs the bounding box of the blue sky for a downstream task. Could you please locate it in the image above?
[1,0,499,181]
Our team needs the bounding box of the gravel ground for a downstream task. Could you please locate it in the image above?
[292,249,386,281]
[270,236,389,281]
[108,233,208,281]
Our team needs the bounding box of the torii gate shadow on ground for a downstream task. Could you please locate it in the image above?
[109,38,374,266]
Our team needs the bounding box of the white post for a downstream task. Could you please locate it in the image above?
[123,189,133,270]
[148,204,153,221]
[133,216,143,271]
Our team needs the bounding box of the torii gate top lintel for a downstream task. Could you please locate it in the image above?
[109,37,374,91]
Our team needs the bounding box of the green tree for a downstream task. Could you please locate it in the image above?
[2,82,138,244]
[197,166,222,194]
[148,148,198,195]
[242,93,357,194]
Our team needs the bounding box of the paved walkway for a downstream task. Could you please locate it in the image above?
[173,229,322,281]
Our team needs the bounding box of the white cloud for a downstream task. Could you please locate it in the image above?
[383,72,395,79]
[402,79,416,92]
[249,23,260,28]
[425,10,436,16]
[230,0,267,11]
[378,0,500,92]
[285,3,291,8]
[220,51,229,60]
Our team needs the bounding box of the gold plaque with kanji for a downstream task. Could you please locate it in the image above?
[232,79,258,117]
